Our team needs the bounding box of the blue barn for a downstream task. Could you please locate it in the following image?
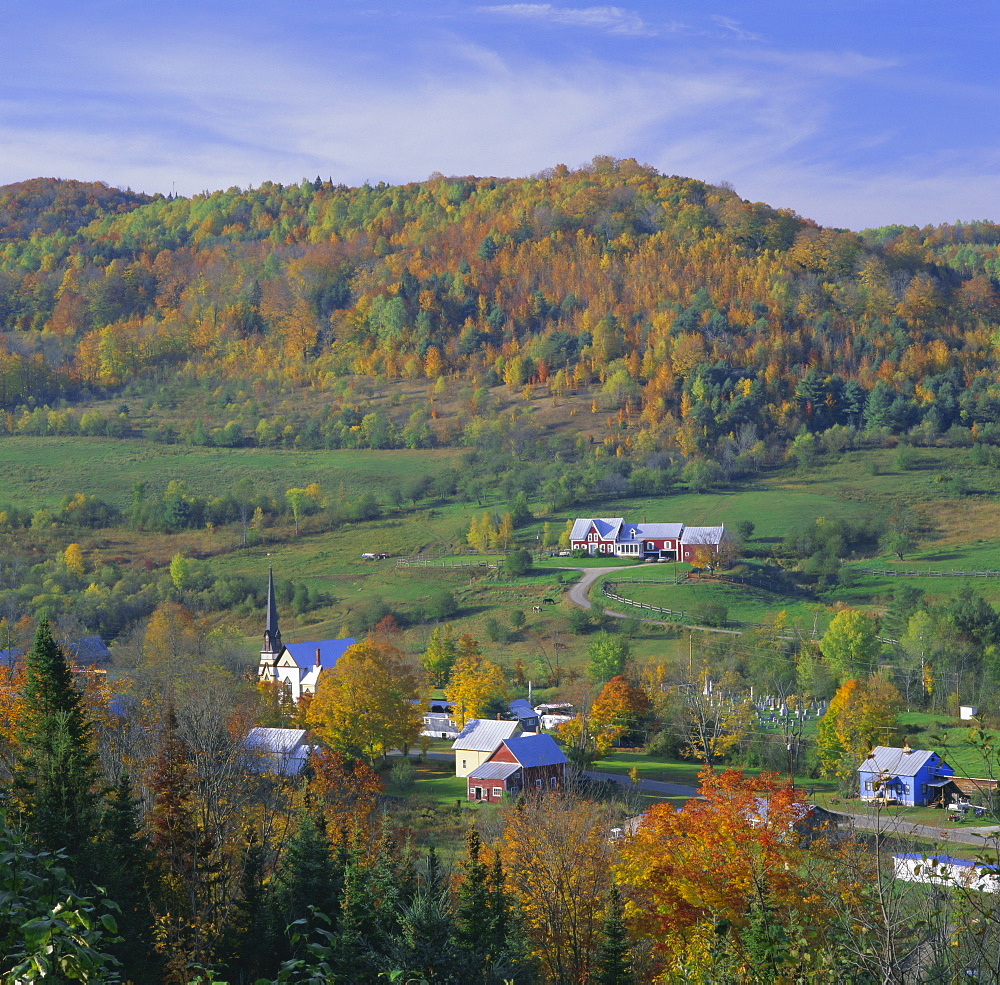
[858,744,955,807]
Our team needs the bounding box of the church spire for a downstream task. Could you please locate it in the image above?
[263,567,282,655]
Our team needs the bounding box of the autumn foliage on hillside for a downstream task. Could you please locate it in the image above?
[2,159,1000,460]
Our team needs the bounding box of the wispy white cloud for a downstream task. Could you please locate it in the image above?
[480,4,654,36]
[730,151,1000,230]
[711,15,763,43]
[747,48,898,78]
[1,9,997,231]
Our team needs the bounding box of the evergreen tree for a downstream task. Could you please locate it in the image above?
[102,771,161,982]
[146,704,219,972]
[486,848,510,957]
[455,828,491,952]
[364,824,409,959]
[265,810,343,974]
[226,832,268,982]
[389,847,470,983]
[332,850,370,981]
[13,619,103,883]
[593,883,634,985]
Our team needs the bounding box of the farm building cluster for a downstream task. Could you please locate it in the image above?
[569,517,727,561]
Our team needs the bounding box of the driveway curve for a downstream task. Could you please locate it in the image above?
[566,566,622,610]
[564,565,740,635]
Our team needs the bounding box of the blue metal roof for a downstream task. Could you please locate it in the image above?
[509,698,537,720]
[283,638,356,670]
[0,647,21,665]
[501,732,567,768]
[895,853,999,872]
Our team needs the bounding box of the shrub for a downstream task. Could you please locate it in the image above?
[425,590,458,620]
[390,757,415,791]
[485,617,510,643]
[690,601,728,627]
[502,549,533,577]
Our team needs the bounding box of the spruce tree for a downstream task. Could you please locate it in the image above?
[389,847,469,983]
[332,850,370,981]
[593,883,634,985]
[455,828,491,952]
[264,810,343,975]
[227,832,269,982]
[487,847,511,955]
[13,619,103,883]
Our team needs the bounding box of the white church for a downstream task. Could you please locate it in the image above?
[257,569,356,701]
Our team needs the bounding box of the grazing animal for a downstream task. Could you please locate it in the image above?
[542,597,556,605]
[532,605,542,612]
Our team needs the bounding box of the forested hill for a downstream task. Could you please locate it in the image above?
[0,178,152,241]
[2,158,1000,461]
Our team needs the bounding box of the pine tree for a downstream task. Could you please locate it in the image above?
[487,848,511,956]
[13,619,103,883]
[332,850,369,981]
[593,883,634,985]
[147,704,219,973]
[389,847,469,982]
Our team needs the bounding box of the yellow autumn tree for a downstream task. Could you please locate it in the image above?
[496,511,515,551]
[466,512,495,553]
[498,795,616,983]
[680,672,756,766]
[143,602,202,668]
[445,649,507,728]
[63,543,85,578]
[0,656,26,772]
[308,638,424,761]
[817,673,903,779]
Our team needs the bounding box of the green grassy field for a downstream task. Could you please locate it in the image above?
[0,436,464,509]
[597,576,831,632]
[3,430,1000,687]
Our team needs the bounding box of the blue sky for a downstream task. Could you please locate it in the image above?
[2,1,998,229]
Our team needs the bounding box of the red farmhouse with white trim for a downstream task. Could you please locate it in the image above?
[467,732,568,803]
[569,518,726,562]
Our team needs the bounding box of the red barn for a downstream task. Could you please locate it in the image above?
[679,525,728,564]
[467,732,568,803]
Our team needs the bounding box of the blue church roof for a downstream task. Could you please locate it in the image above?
[283,638,356,670]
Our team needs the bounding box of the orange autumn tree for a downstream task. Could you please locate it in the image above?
[303,746,383,841]
[590,675,652,749]
[616,767,840,979]
[0,656,26,774]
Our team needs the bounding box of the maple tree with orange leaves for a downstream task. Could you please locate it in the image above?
[616,767,843,979]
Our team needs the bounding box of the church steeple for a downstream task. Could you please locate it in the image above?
[263,567,282,654]
[259,568,283,681]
